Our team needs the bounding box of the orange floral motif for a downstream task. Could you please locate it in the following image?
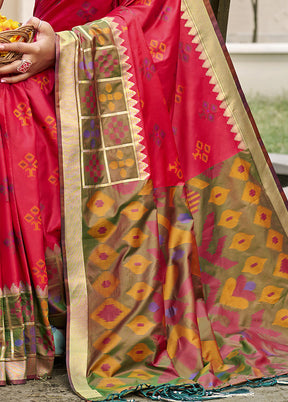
[259,286,283,304]
[93,271,119,297]
[48,168,59,185]
[88,218,117,242]
[273,309,288,328]
[168,158,183,179]
[123,228,148,248]
[135,0,152,6]
[109,150,135,179]
[127,315,154,335]
[127,343,153,362]
[14,103,32,126]
[91,355,121,378]
[192,140,211,163]
[242,256,267,275]
[121,201,148,221]
[91,298,130,329]
[242,182,261,205]
[124,254,152,274]
[32,260,48,288]
[89,244,119,270]
[229,232,254,252]
[266,229,283,252]
[254,205,272,228]
[209,186,230,206]
[24,206,42,230]
[128,370,153,380]
[88,24,111,46]
[93,331,121,353]
[175,85,184,103]
[229,157,251,181]
[127,282,154,301]
[87,191,115,216]
[273,253,288,279]
[44,116,57,140]
[99,83,123,112]
[149,39,167,61]
[18,153,38,177]
[31,75,50,90]
[218,209,242,229]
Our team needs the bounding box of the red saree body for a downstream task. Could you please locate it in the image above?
[0,0,115,385]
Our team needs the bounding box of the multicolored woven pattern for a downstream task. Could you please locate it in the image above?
[56,0,288,400]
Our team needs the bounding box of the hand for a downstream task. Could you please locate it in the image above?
[0,17,56,83]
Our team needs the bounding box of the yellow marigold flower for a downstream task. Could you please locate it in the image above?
[0,14,21,57]
[0,14,20,32]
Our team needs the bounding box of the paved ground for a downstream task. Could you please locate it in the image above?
[1,357,288,402]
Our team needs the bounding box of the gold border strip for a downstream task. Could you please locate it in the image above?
[58,31,102,400]
[182,0,288,235]
[106,17,149,181]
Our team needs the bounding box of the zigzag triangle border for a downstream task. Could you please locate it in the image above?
[180,0,247,151]
[106,17,149,179]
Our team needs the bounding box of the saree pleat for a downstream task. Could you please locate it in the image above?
[57,0,288,400]
[0,71,65,383]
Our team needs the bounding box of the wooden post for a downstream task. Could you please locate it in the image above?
[209,0,231,41]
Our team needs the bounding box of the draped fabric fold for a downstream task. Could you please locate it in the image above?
[57,0,288,400]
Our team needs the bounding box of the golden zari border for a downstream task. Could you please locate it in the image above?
[57,31,102,400]
[182,0,288,235]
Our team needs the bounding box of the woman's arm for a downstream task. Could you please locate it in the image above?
[0,17,56,83]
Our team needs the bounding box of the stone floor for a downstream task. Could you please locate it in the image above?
[1,358,288,402]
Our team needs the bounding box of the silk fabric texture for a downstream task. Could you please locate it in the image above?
[56,0,288,400]
[1,0,288,399]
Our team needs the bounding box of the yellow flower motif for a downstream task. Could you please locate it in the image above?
[242,182,261,205]
[99,83,123,112]
[273,309,288,328]
[229,232,254,251]
[109,149,135,179]
[121,201,148,221]
[259,286,283,304]
[127,343,153,362]
[123,228,148,248]
[127,315,154,335]
[91,355,121,377]
[218,209,242,229]
[209,186,230,206]
[93,272,119,298]
[89,244,119,270]
[273,253,288,279]
[93,331,121,353]
[229,157,251,181]
[127,282,154,301]
[242,256,267,275]
[124,254,152,274]
[254,205,272,228]
[266,229,283,252]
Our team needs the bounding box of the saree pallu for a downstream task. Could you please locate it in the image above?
[0,70,65,383]
[57,0,288,400]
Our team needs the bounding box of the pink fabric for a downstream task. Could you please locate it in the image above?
[34,0,117,31]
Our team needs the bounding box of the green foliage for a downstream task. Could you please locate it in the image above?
[247,94,288,154]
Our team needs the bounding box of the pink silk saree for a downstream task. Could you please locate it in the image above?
[0,51,64,384]
[55,0,288,400]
